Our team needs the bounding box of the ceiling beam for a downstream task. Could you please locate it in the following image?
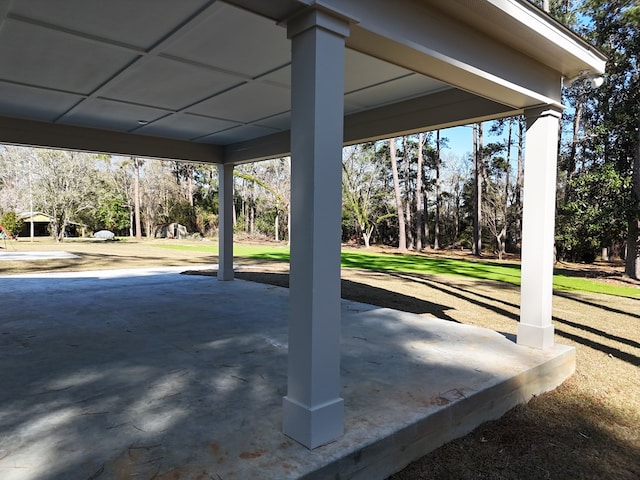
[224,88,519,164]
[0,116,223,163]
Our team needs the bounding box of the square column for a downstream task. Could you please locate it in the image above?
[518,106,562,349]
[217,163,234,281]
[283,7,350,449]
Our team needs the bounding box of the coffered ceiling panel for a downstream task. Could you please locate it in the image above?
[60,98,170,132]
[100,56,244,111]
[0,82,82,122]
[162,2,291,78]
[254,112,291,131]
[344,50,418,94]
[199,124,279,145]
[9,0,213,50]
[346,73,449,109]
[0,20,138,94]
[136,113,240,141]
[187,82,291,124]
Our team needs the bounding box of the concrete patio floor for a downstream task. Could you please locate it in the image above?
[0,267,575,480]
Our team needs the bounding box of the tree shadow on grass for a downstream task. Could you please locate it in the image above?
[389,272,640,367]
[555,290,640,319]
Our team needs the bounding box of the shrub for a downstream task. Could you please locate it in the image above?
[0,211,23,237]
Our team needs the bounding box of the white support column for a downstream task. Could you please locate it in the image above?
[217,163,234,281]
[518,106,562,349]
[282,7,350,449]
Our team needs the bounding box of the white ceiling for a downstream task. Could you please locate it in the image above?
[0,0,605,163]
[0,0,448,147]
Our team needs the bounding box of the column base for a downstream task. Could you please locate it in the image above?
[216,268,234,282]
[517,323,555,349]
[282,396,344,449]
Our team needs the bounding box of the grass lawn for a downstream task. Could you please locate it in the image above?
[156,242,640,299]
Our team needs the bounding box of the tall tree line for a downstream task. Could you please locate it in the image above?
[536,0,640,279]
[0,0,636,278]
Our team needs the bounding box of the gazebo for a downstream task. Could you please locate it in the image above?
[0,0,605,452]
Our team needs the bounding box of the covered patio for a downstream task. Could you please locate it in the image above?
[0,267,575,479]
[0,0,605,475]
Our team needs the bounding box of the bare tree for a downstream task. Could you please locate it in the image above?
[133,157,142,240]
[342,144,386,248]
[31,149,98,241]
[402,136,414,250]
[433,130,445,249]
[389,138,406,250]
[415,133,426,250]
[472,123,484,256]
[138,160,181,238]
[235,159,290,241]
[0,146,30,214]
[627,125,640,279]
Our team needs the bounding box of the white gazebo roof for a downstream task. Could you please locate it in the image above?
[0,0,604,163]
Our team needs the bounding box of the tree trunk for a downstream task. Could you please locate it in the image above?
[275,212,279,242]
[187,164,194,207]
[232,201,237,227]
[473,123,483,256]
[423,191,430,249]
[625,126,640,279]
[515,117,525,250]
[249,203,255,234]
[403,136,414,250]
[566,92,583,202]
[133,157,142,241]
[434,130,442,249]
[287,204,291,245]
[390,138,406,251]
[497,224,507,260]
[503,118,512,257]
[626,217,639,279]
[362,225,374,249]
[415,133,424,251]
[144,219,154,240]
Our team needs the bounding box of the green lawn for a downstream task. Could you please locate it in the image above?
[156,243,640,299]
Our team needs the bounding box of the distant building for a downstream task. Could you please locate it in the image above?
[18,212,51,237]
[18,212,86,238]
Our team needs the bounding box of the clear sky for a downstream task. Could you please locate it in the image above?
[438,123,507,160]
[442,125,474,159]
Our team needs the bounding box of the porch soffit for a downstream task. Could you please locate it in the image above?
[0,0,604,164]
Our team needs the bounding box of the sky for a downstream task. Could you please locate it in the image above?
[437,124,507,160]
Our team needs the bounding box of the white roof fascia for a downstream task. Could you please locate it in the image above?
[486,0,607,77]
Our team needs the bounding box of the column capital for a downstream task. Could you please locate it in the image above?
[286,4,353,40]
[524,104,564,121]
